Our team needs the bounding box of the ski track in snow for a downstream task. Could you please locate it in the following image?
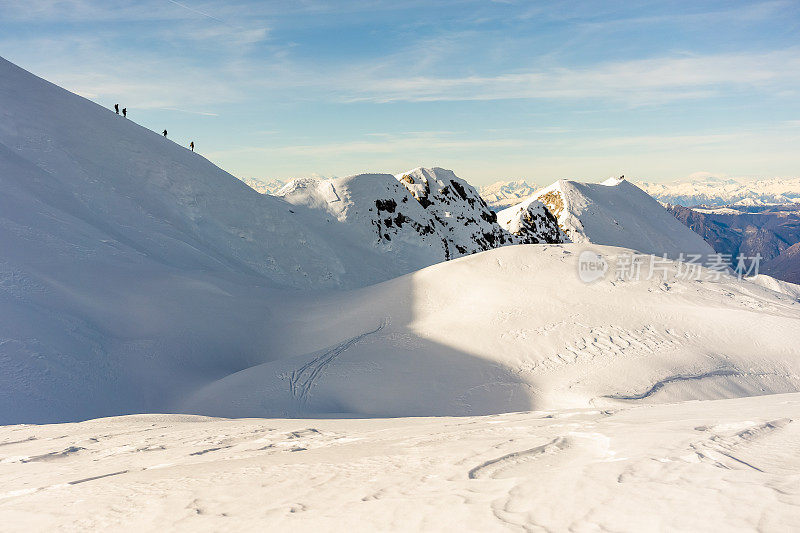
[606,369,742,400]
[605,369,788,401]
[289,318,389,405]
[468,436,570,479]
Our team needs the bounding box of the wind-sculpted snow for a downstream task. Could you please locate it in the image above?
[2,394,799,531]
[503,177,715,259]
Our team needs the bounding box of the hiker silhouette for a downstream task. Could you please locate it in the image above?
[190,141,194,152]
[114,104,119,114]
[122,108,127,117]
[163,130,168,137]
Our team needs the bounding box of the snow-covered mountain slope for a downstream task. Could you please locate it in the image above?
[505,177,715,259]
[748,274,800,300]
[3,394,799,532]
[0,56,557,297]
[184,244,800,418]
[496,199,565,243]
[638,175,800,207]
[479,179,539,209]
[277,167,562,267]
[241,177,286,195]
[0,55,430,291]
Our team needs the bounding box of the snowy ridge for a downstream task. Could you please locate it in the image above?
[0,55,410,291]
[504,177,715,259]
[496,199,566,244]
[278,167,563,267]
[747,274,800,300]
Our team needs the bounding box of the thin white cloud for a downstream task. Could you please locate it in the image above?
[159,107,219,116]
[207,130,750,160]
[330,49,800,104]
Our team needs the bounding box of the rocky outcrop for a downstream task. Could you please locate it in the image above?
[278,167,564,268]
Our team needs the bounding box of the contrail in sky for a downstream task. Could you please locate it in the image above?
[165,0,225,23]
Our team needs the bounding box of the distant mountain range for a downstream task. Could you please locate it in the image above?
[479,175,800,210]
[241,177,287,195]
[478,180,539,209]
[246,177,543,209]
[637,175,800,207]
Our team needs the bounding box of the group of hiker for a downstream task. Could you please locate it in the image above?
[114,104,195,152]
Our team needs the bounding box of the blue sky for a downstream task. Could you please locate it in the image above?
[1,0,799,186]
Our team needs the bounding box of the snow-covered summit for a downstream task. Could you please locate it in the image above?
[504,177,715,259]
[496,199,566,244]
[278,167,563,267]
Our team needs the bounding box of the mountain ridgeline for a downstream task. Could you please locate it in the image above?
[276,167,564,267]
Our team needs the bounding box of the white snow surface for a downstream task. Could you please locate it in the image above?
[0,55,426,291]
[2,394,799,531]
[638,175,800,207]
[501,178,715,259]
[182,245,800,418]
[747,274,800,300]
